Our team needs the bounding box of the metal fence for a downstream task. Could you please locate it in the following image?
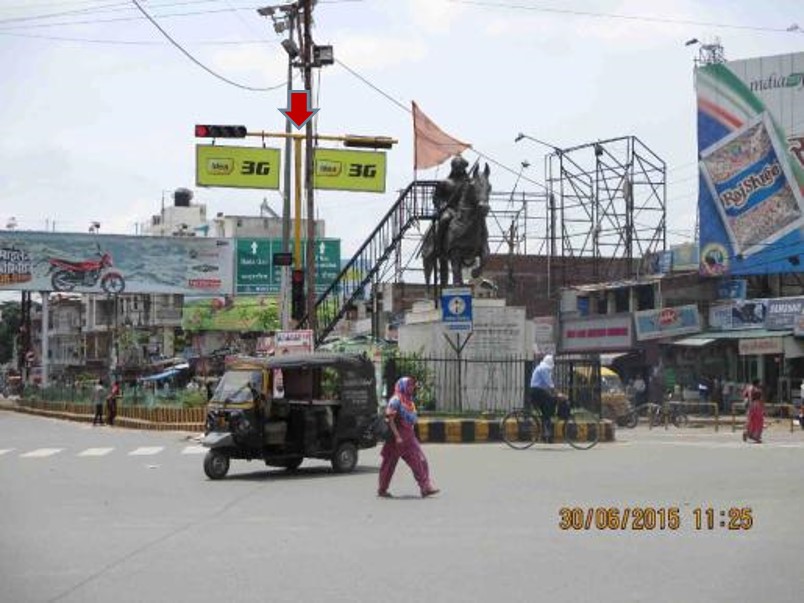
[385,353,601,416]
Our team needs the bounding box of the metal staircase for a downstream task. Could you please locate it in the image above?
[299,180,438,346]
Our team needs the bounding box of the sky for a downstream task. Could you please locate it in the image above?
[0,0,802,260]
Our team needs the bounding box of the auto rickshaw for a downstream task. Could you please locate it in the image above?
[201,352,379,480]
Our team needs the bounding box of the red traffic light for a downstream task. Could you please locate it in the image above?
[194,125,247,138]
[291,269,305,283]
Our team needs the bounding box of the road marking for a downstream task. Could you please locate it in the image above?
[78,447,114,457]
[128,447,164,456]
[181,445,206,455]
[20,448,64,458]
[0,448,15,456]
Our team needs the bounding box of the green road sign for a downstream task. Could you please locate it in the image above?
[235,238,341,294]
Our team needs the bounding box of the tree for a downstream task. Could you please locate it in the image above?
[0,301,22,365]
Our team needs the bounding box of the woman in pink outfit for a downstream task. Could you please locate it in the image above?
[377,377,439,499]
[743,380,764,444]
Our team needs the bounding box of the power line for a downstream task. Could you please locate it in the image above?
[131,0,286,92]
[449,0,804,35]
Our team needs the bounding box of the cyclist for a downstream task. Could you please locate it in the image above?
[529,354,558,443]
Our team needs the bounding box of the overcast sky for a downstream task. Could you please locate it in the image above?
[1,0,802,257]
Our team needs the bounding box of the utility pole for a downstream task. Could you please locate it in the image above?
[302,0,316,333]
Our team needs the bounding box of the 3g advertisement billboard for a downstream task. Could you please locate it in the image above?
[696,51,804,276]
[0,232,234,295]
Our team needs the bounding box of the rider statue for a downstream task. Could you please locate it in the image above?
[433,155,470,263]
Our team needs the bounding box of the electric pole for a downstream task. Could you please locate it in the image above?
[303,0,316,333]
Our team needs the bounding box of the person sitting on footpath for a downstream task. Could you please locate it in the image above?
[377,376,439,499]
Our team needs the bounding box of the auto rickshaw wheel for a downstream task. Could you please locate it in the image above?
[283,457,303,472]
[331,442,358,474]
[203,450,230,480]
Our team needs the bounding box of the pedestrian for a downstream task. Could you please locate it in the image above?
[632,374,647,406]
[377,376,439,499]
[92,379,105,426]
[743,380,764,444]
[529,354,557,443]
[106,380,121,427]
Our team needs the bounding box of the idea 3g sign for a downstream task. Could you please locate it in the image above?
[196,145,281,189]
[313,148,386,193]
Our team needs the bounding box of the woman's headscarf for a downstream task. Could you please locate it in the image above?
[394,376,417,411]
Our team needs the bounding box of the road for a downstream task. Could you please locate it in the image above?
[1,410,802,603]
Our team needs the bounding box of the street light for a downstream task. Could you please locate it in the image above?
[515,132,564,154]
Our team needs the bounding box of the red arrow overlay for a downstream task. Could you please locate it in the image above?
[279,90,319,129]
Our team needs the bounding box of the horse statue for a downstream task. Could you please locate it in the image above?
[420,162,491,289]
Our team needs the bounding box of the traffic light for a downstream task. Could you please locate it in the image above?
[194,125,247,138]
[343,135,395,149]
[291,269,305,321]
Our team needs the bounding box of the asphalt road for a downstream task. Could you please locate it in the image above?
[1,410,802,603]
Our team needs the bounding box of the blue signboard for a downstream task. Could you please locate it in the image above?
[716,279,747,300]
[441,288,473,332]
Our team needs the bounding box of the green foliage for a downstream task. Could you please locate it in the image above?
[385,351,436,411]
[0,301,21,365]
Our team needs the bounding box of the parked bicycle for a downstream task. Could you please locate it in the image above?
[501,395,600,450]
[647,401,689,428]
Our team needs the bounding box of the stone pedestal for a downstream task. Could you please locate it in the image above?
[397,297,534,412]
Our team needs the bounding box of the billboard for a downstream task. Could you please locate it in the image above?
[313,148,387,192]
[196,145,281,189]
[0,232,233,295]
[696,52,804,276]
[182,296,279,332]
[634,305,701,341]
[561,315,633,352]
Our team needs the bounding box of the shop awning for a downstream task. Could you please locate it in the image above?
[669,336,716,347]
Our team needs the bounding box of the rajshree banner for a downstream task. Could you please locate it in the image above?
[0,232,234,295]
[695,51,804,276]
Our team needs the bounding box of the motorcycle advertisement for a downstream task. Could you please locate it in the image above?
[0,232,234,295]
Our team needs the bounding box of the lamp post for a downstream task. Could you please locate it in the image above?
[515,132,566,300]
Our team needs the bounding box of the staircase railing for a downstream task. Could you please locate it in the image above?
[299,180,438,346]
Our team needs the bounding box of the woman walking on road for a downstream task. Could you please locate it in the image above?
[377,376,440,499]
[743,380,764,444]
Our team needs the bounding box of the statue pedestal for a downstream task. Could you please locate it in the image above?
[398,297,533,412]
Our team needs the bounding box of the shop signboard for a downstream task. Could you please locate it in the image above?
[0,231,233,295]
[696,51,804,277]
[738,337,783,356]
[716,279,747,300]
[766,297,804,330]
[730,299,767,329]
[795,312,804,337]
[275,330,314,355]
[634,305,701,341]
[709,303,734,329]
[561,315,632,352]
[533,316,556,355]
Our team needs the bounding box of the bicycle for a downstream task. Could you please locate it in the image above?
[647,401,689,428]
[501,396,600,450]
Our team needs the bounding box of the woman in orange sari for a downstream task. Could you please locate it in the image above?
[743,380,764,444]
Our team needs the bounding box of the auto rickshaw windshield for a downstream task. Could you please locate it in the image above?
[212,370,262,403]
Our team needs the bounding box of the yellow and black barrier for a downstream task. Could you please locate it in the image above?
[8,401,615,442]
[415,418,614,444]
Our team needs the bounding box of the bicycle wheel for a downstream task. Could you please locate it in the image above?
[501,409,540,450]
[672,411,689,428]
[564,411,600,450]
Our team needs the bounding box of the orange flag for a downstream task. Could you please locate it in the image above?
[412,101,471,170]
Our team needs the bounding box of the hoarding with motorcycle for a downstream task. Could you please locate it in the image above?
[0,232,234,295]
